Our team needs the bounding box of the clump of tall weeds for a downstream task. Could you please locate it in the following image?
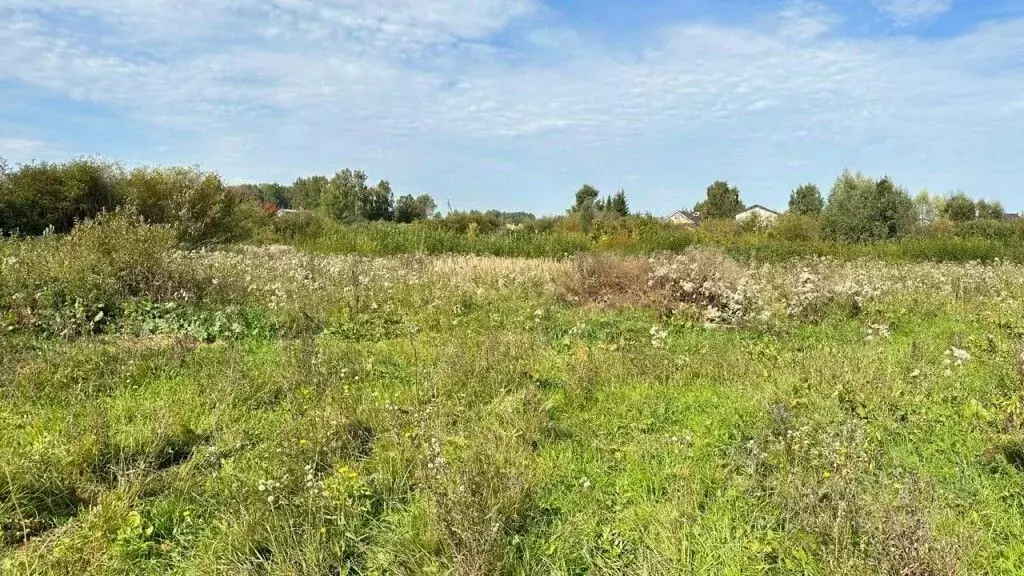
[0,212,240,337]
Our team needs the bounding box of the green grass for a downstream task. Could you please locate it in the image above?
[5,225,1024,573]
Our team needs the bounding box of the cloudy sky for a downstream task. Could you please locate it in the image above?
[2,0,1023,214]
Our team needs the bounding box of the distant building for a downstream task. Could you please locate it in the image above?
[666,210,703,226]
[735,205,780,224]
[1004,212,1021,222]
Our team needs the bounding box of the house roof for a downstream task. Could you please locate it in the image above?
[738,204,780,216]
[1004,212,1022,221]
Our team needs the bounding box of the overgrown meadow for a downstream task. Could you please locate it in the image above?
[4,214,1024,574]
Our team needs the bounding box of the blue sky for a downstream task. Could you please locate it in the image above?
[2,0,1023,215]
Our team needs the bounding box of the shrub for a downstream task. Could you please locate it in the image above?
[272,210,327,242]
[823,171,914,242]
[954,218,1024,241]
[119,166,250,246]
[696,218,742,240]
[0,158,121,236]
[770,213,821,242]
[737,212,771,234]
[0,212,231,337]
[429,211,502,235]
[916,218,956,239]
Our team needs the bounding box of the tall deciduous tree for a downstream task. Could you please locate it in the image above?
[788,183,823,215]
[913,190,942,223]
[291,176,328,210]
[253,183,290,209]
[361,180,394,221]
[394,193,437,223]
[572,184,600,212]
[976,199,1004,220]
[695,181,744,219]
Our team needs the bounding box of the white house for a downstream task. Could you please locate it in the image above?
[735,205,780,224]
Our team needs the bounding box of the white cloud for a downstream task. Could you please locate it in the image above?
[0,0,539,45]
[873,0,953,25]
[0,138,44,158]
[776,1,839,40]
[1,0,1022,211]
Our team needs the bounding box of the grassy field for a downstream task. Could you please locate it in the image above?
[4,220,1024,574]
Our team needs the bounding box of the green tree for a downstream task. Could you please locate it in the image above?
[609,190,629,217]
[572,184,600,212]
[942,192,976,222]
[415,194,438,220]
[394,195,416,223]
[696,181,744,219]
[913,190,942,223]
[256,183,291,209]
[788,183,823,215]
[485,210,535,222]
[361,180,394,221]
[822,171,914,241]
[291,176,329,210]
[320,169,368,222]
[976,199,1004,220]
[394,193,437,223]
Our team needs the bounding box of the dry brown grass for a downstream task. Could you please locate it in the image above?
[556,254,669,309]
[428,255,566,291]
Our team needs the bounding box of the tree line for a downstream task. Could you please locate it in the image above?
[0,156,1015,246]
[242,170,437,224]
[0,158,438,244]
[679,171,1008,242]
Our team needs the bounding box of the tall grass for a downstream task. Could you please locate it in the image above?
[300,220,597,257]
[293,218,1024,263]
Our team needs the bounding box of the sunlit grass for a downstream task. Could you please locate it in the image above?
[4,220,1024,574]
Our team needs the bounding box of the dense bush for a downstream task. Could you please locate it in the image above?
[393,194,437,223]
[0,158,120,235]
[120,166,256,246]
[428,211,504,235]
[770,213,821,242]
[823,172,914,242]
[0,212,237,337]
[952,218,1024,241]
[271,210,328,241]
